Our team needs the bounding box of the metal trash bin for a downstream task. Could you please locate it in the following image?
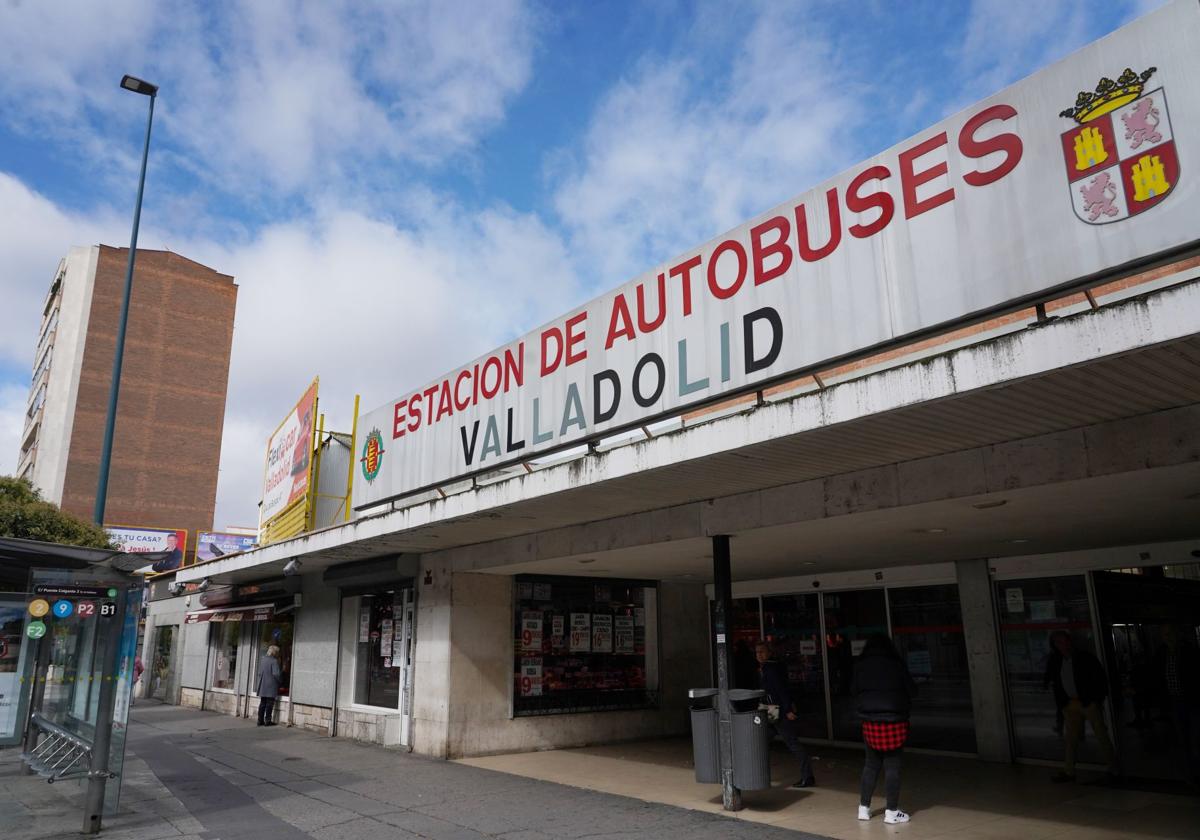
[729,688,771,791]
[688,688,720,783]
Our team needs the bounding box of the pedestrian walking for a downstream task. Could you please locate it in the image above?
[754,641,816,788]
[854,634,916,824]
[257,644,282,726]
[1045,631,1117,782]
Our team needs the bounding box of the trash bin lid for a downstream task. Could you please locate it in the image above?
[688,688,719,698]
[727,688,766,702]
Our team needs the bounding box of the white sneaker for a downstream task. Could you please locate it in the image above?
[857,805,871,821]
[884,809,911,824]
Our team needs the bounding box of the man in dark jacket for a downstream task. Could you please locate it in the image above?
[1045,631,1116,781]
[755,641,815,788]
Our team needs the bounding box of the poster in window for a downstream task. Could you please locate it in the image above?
[381,619,394,651]
[358,609,370,643]
[551,615,564,639]
[519,657,543,696]
[614,616,635,654]
[517,581,534,600]
[592,614,613,653]
[532,583,552,601]
[521,612,543,653]
[798,639,817,656]
[392,636,405,659]
[594,584,611,604]
[569,613,591,652]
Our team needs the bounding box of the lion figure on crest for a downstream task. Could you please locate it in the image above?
[1080,173,1119,222]
[1122,98,1162,149]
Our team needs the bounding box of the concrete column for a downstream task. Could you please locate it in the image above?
[711,535,742,811]
[956,558,1012,763]
[411,554,453,758]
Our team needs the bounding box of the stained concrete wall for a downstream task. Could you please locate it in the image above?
[410,564,710,759]
[957,558,1012,762]
[290,574,340,708]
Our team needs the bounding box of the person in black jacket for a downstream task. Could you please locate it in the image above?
[1044,631,1117,782]
[854,634,916,825]
[755,641,815,788]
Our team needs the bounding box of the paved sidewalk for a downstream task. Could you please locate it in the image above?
[1,703,831,839]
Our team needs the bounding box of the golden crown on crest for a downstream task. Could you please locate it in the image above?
[1060,66,1157,124]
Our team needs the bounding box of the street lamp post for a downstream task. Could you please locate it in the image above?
[93,75,158,526]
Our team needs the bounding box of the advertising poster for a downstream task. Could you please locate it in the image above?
[551,615,564,639]
[261,379,318,525]
[569,613,591,652]
[520,657,543,697]
[521,612,543,653]
[358,608,370,643]
[381,619,394,651]
[798,640,817,656]
[195,532,257,562]
[0,603,23,740]
[592,614,613,653]
[104,526,188,574]
[532,583,552,601]
[614,616,635,654]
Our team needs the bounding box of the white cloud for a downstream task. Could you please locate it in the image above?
[552,3,863,290]
[0,173,579,525]
[0,0,539,197]
[0,174,127,369]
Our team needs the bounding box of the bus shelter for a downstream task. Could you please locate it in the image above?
[1,536,166,834]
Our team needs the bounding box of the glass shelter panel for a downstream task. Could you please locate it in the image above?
[888,584,976,752]
[997,575,1100,762]
[762,594,826,739]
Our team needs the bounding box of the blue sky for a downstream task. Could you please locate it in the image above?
[0,0,1162,526]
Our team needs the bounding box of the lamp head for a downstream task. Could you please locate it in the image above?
[120,75,158,96]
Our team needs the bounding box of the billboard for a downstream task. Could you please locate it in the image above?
[105,526,188,574]
[195,531,258,563]
[261,379,318,526]
[354,1,1200,509]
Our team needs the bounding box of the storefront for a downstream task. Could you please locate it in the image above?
[335,584,415,745]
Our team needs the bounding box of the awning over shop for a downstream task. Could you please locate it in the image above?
[184,603,274,624]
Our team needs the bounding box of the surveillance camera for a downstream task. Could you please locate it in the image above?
[168,581,185,596]
[283,559,301,577]
[811,580,820,588]
[197,578,211,593]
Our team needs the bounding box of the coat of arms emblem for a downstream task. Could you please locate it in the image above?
[1059,67,1179,224]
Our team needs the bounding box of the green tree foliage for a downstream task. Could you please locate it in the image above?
[0,476,114,549]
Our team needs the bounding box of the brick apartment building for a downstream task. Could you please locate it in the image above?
[16,245,237,547]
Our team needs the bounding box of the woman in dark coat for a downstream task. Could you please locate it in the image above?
[854,634,916,824]
[256,644,283,726]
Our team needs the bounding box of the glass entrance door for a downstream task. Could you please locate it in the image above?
[996,574,1100,762]
[763,594,826,739]
[823,589,889,741]
[150,625,175,701]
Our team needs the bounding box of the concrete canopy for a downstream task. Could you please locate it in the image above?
[179,278,1200,587]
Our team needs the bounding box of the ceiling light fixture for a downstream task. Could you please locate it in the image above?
[972,499,1009,510]
[577,558,596,564]
[914,527,948,534]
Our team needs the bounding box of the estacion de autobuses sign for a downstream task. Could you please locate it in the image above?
[354,1,1200,509]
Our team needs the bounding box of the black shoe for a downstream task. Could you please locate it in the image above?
[790,777,817,789]
[1051,772,1076,783]
[265,721,277,727]
[257,722,264,726]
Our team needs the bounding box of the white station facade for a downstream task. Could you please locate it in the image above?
[150,2,1200,780]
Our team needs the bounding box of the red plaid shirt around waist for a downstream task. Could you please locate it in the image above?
[862,720,909,752]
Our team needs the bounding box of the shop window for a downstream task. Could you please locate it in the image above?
[513,576,658,716]
[352,591,404,709]
[210,620,241,690]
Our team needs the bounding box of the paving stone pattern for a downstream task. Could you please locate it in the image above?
[1,704,831,840]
